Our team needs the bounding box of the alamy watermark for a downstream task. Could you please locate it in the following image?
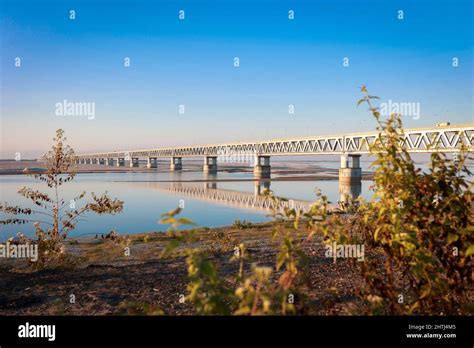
[217,149,255,165]
[325,242,365,262]
[0,242,38,262]
[18,322,55,341]
[55,99,95,120]
[380,99,420,120]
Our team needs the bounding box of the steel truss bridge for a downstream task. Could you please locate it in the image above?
[75,124,474,160]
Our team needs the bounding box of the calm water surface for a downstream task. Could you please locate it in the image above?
[1,161,472,241]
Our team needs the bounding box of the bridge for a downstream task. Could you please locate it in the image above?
[74,124,474,182]
[140,179,363,212]
[141,181,314,213]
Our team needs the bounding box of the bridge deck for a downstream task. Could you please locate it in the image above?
[75,124,474,159]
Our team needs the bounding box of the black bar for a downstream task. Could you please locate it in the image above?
[0,315,472,346]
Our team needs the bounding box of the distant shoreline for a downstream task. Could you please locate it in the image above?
[2,159,471,179]
[0,159,375,180]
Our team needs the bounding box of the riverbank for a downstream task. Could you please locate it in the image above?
[0,160,374,180]
[0,221,370,315]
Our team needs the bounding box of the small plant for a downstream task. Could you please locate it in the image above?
[233,219,253,229]
[160,208,236,315]
[159,202,309,315]
[103,229,131,248]
[266,192,309,306]
[0,129,124,269]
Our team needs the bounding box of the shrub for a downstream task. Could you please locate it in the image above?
[345,86,473,314]
[0,129,124,269]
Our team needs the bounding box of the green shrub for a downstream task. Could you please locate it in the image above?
[345,86,473,314]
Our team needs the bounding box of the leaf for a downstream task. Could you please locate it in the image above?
[374,226,382,241]
[357,97,367,106]
[177,217,195,226]
[465,244,474,257]
[160,239,181,258]
[276,252,285,270]
[447,233,459,244]
[200,260,216,279]
[420,283,431,299]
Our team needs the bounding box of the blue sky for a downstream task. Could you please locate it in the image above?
[1,0,473,158]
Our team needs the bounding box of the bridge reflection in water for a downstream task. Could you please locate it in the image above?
[142,176,363,213]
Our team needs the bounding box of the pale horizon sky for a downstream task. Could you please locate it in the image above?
[1,0,473,159]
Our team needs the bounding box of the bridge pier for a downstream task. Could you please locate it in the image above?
[254,156,271,179]
[339,180,362,207]
[107,158,114,166]
[339,154,361,184]
[116,158,125,167]
[203,156,218,173]
[254,180,271,196]
[130,157,139,167]
[147,157,158,168]
[170,157,182,171]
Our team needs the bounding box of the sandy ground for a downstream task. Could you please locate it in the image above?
[0,222,370,315]
[0,160,374,180]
